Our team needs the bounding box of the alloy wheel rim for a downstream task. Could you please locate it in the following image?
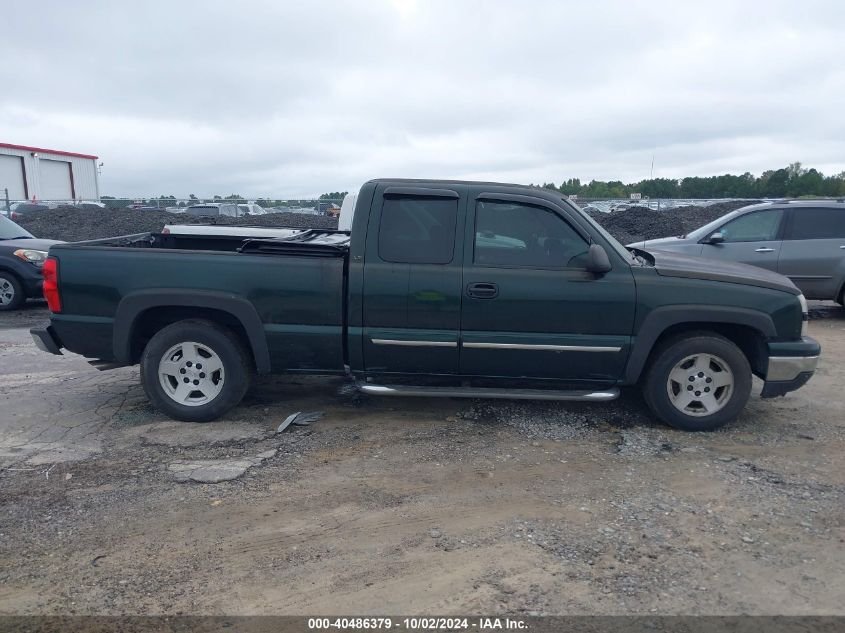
[158,341,225,407]
[0,279,14,305]
[666,352,733,417]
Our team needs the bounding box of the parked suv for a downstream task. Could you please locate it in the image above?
[628,201,845,303]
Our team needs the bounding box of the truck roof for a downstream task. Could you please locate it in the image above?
[366,177,559,193]
[363,178,573,207]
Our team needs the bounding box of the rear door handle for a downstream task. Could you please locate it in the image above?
[755,248,775,253]
[467,282,499,299]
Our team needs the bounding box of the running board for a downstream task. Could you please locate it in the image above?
[355,382,619,402]
[88,360,127,371]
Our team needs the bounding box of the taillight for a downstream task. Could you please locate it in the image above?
[42,257,62,313]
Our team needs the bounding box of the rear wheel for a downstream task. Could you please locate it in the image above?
[0,272,24,311]
[140,319,252,422]
[643,333,751,431]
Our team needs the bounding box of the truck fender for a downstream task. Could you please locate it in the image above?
[113,289,271,373]
[624,305,776,384]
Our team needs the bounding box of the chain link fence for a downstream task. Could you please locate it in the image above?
[1,191,345,219]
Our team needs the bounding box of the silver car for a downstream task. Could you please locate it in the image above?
[628,200,845,304]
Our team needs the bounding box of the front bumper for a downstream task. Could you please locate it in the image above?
[30,326,63,355]
[761,336,820,398]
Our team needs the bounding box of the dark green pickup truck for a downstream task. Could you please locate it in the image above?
[31,179,820,431]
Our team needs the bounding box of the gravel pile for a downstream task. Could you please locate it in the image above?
[16,206,338,242]
[17,199,758,245]
[588,200,761,245]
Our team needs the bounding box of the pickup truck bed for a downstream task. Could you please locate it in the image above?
[45,230,350,373]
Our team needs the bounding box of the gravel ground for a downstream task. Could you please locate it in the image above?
[585,201,761,245]
[16,207,338,242]
[15,200,757,245]
[1,303,843,615]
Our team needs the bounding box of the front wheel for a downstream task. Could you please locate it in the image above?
[140,319,252,422]
[643,333,752,431]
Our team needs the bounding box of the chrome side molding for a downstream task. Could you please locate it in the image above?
[462,342,621,352]
[371,339,620,352]
[371,339,458,348]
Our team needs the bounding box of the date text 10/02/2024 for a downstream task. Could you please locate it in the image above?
[307,617,527,630]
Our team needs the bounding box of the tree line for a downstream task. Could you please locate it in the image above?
[101,164,845,207]
[540,163,845,199]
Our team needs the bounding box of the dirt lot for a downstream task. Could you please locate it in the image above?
[1,302,843,615]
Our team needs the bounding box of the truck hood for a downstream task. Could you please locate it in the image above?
[636,248,801,295]
[0,238,64,251]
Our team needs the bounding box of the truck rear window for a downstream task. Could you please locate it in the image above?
[378,196,457,264]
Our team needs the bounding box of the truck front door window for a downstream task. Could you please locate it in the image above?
[378,196,457,264]
[474,201,589,268]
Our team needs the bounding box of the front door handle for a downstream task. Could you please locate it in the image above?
[755,248,775,253]
[467,282,499,299]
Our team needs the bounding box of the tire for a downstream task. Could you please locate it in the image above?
[140,319,252,422]
[642,332,752,432]
[0,272,24,311]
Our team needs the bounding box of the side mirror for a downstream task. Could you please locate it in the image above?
[586,244,612,274]
[706,232,725,245]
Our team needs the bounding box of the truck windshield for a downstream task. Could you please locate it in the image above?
[0,215,34,239]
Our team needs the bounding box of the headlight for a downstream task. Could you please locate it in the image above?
[798,294,808,336]
[13,249,48,267]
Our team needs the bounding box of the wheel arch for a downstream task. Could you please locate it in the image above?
[0,264,24,281]
[625,305,775,384]
[114,289,271,373]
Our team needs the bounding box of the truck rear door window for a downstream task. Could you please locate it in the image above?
[785,208,845,239]
[474,200,589,268]
[378,196,457,264]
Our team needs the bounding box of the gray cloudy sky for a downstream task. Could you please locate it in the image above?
[3,0,844,197]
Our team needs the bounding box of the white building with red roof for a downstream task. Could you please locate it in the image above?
[0,142,100,203]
